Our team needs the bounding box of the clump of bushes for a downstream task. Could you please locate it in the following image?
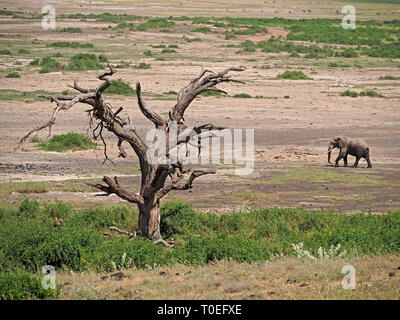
[233,93,252,98]
[276,71,312,80]
[101,79,136,96]
[68,54,104,71]
[17,48,30,54]
[34,133,96,152]
[192,27,212,33]
[0,49,12,55]
[38,56,62,74]
[161,48,176,54]
[137,18,175,31]
[341,89,384,98]
[47,41,94,48]
[133,62,151,69]
[5,72,21,78]
[60,27,83,33]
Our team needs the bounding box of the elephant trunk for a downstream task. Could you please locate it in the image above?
[327,145,334,164]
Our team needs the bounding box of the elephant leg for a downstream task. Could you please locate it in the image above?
[344,155,348,167]
[366,155,372,168]
[335,154,343,167]
[353,157,360,168]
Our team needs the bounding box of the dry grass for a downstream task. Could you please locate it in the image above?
[57,254,400,300]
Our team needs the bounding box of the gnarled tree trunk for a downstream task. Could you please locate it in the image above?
[20,64,245,245]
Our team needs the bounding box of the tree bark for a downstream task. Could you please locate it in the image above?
[139,196,162,240]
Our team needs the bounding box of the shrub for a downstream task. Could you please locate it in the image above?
[60,27,83,33]
[98,54,108,63]
[5,72,20,78]
[39,56,62,74]
[17,48,30,54]
[192,27,212,33]
[240,40,257,52]
[36,132,96,152]
[276,71,312,80]
[68,54,104,71]
[133,62,151,69]
[101,79,136,96]
[233,93,252,98]
[19,199,40,217]
[47,41,94,48]
[161,48,176,54]
[379,75,400,80]
[359,89,384,97]
[0,49,12,55]
[341,90,358,97]
[143,50,152,56]
[137,18,175,31]
[0,272,57,300]
[164,90,177,95]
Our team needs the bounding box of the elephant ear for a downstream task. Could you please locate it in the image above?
[337,137,344,148]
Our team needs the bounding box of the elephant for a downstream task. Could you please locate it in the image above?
[327,136,372,168]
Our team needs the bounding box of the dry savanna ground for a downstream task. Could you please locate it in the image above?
[0,0,399,300]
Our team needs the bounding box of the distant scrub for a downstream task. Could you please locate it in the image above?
[5,72,20,78]
[341,89,384,98]
[17,48,30,54]
[101,79,136,96]
[61,13,143,23]
[0,200,398,274]
[233,93,252,98]
[33,133,96,152]
[192,27,212,33]
[0,49,12,55]
[276,71,312,80]
[137,18,175,31]
[133,62,151,69]
[68,54,104,71]
[47,41,94,48]
[60,27,83,33]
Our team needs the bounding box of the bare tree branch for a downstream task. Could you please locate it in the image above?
[136,82,167,129]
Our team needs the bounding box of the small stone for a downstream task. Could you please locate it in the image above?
[159,271,166,276]
[389,272,395,277]
[110,272,125,280]
[299,282,309,288]
[101,276,109,281]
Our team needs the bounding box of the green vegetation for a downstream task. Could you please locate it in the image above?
[37,56,62,74]
[33,133,96,152]
[0,200,399,274]
[102,79,136,96]
[143,50,152,57]
[17,48,30,54]
[276,71,312,80]
[233,93,252,98]
[47,41,94,49]
[60,27,83,33]
[133,62,151,69]
[161,48,176,54]
[341,89,384,97]
[192,27,212,33]
[60,13,143,23]
[379,75,400,80]
[0,272,58,300]
[68,54,104,71]
[5,72,20,78]
[137,18,175,31]
[0,49,12,55]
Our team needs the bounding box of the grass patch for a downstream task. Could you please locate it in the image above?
[47,41,94,49]
[34,133,96,152]
[379,75,400,80]
[341,89,384,97]
[137,18,175,31]
[232,93,252,98]
[17,48,30,54]
[192,27,212,33]
[37,56,63,74]
[276,71,312,80]
[0,49,12,55]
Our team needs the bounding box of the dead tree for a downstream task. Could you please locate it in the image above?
[21,64,245,246]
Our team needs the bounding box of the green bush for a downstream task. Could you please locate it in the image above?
[359,89,384,97]
[101,79,136,96]
[192,27,212,33]
[133,62,151,69]
[47,41,94,48]
[0,49,12,55]
[233,93,252,98]
[143,50,152,57]
[19,198,40,217]
[137,18,175,31]
[161,48,176,54]
[276,71,312,80]
[5,72,20,78]
[17,48,30,54]
[60,27,83,33]
[341,90,358,97]
[35,132,96,152]
[0,272,57,300]
[68,54,104,71]
[38,56,62,74]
